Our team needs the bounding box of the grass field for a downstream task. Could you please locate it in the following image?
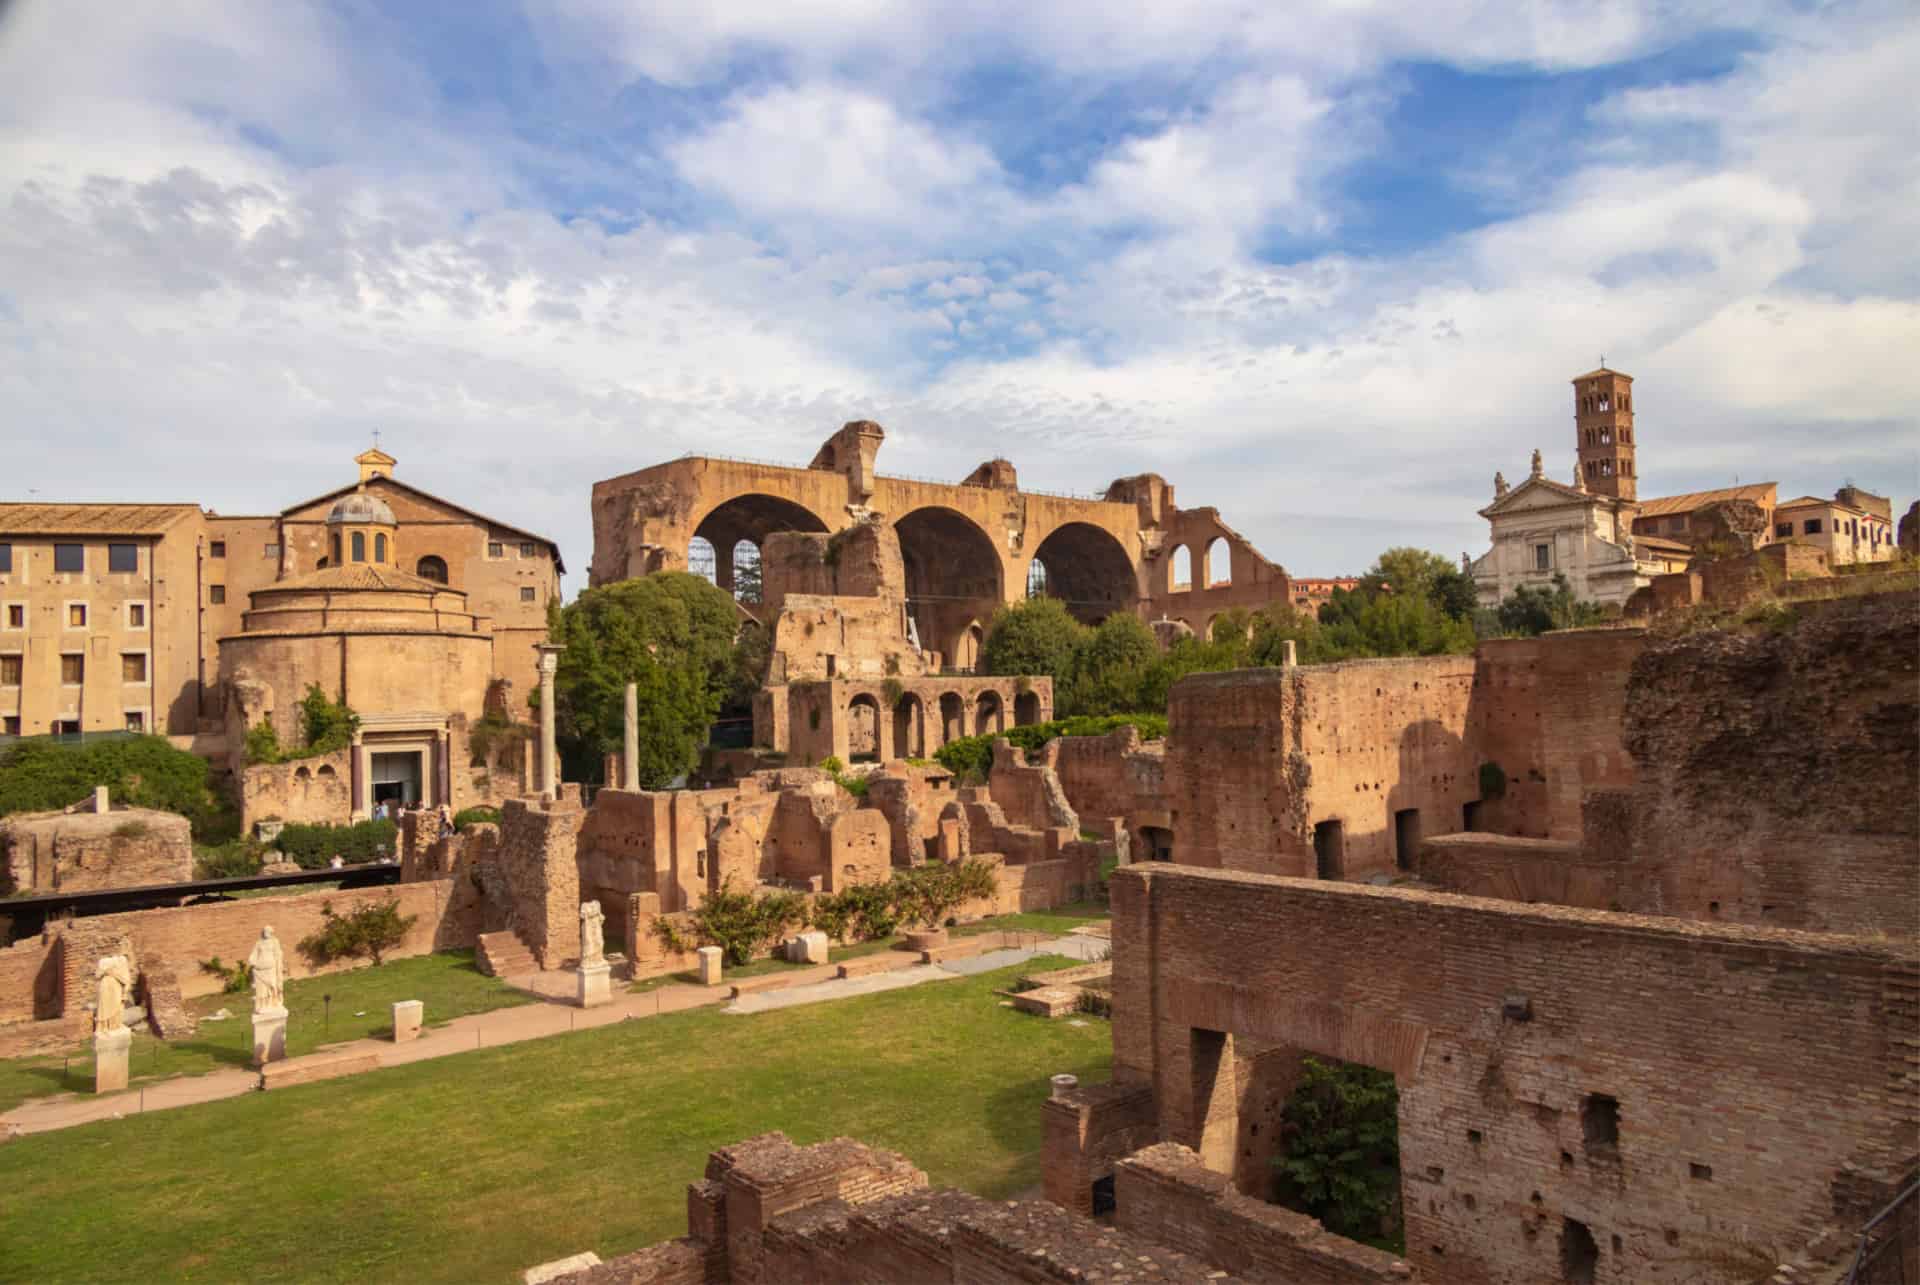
[0,950,532,1115]
[0,956,1110,1284]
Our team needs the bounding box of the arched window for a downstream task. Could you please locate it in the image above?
[374,533,387,563]
[731,539,762,605]
[351,531,366,562]
[1169,545,1192,592]
[330,532,342,564]
[687,535,717,584]
[1205,537,1231,587]
[416,555,448,583]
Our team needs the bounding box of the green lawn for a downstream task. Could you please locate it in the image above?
[0,950,532,1114]
[953,899,1111,938]
[628,933,908,993]
[0,957,1109,1285]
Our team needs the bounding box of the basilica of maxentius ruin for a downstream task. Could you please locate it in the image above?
[2,401,1916,1285]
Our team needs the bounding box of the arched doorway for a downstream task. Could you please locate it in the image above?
[975,690,1004,736]
[894,507,1002,668]
[1014,689,1040,725]
[848,694,881,762]
[893,693,925,759]
[940,692,965,745]
[1030,522,1137,624]
[953,621,984,673]
[692,493,831,596]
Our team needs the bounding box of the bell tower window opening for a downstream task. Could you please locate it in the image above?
[351,531,366,562]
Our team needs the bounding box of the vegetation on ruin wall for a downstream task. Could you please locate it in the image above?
[0,734,237,841]
[0,958,1105,1284]
[245,683,361,765]
[546,573,758,789]
[933,714,1169,779]
[1275,1057,1404,1248]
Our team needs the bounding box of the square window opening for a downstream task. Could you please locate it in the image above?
[60,654,84,685]
[54,543,84,573]
[0,654,21,686]
[209,540,226,558]
[209,585,226,605]
[107,543,138,572]
[1582,1094,1620,1150]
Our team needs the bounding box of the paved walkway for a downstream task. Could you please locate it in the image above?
[0,931,1106,1138]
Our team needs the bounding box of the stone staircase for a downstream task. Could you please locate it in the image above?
[476,931,538,978]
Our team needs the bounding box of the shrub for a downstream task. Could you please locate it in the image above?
[810,880,899,943]
[933,714,1168,779]
[0,734,235,841]
[274,819,398,869]
[893,859,998,929]
[111,819,151,839]
[687,878,809,966]
[198,956,254,995]
[452,806,500,831]
[1274,1057,1402,1242]
[193,838,267,880]
[245,719,282,765]
[297,897,418,967]
[297,684,359,755]
[466,713,528,766]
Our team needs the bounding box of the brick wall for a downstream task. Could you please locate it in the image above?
[1051,725,1170,851]
[2,808,194,895]
[0,931,61,1024]
[486,797,583,967]
[1108,864,1919,1284]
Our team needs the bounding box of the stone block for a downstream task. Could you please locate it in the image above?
[252,1005,288,1067]
[94,1027,131,1094]
[391,1000,423,1042]
[523,1252,602,1284]
[576,962,611,1008]
[260,1050,378,1090]
[789,931,830,965]
[696,946,724,986]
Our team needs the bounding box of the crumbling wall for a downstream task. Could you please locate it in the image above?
[864,763,958,865]
[238,747,353,830]
[1105,864,1920,1284]
[481,797,584,967]
[1051,725,1170,852]
[0,808,194,894]
[0,931,61,1024]
[987,738,1079,834]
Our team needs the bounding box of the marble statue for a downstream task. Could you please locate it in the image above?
[580,900,605,967]
[248,926,287,1013]
[94,955,132,1036]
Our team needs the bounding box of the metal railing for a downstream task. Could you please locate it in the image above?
[1843,1177,1918,1285]
[671,452,1116,504]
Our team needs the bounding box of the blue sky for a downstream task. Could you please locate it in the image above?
[0,0,1914,582]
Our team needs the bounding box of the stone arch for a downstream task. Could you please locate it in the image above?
[894,507,1002,665]
[692,493,832,594]
[416,555,448,583]
[975,690,1004,736]
[1014,689,1041,726]
[1032,521,1137,623]
[848,693,882,761]
[316,764,337,779]
[1205,537,1231,587]
[953,621,985,673]
[940,692,966,744]
[893,692,925,759]
[1169,544,1193,592]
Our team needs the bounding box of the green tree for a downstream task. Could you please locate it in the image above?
[1061,612,1159,716]
[1248,605,1327,665]
[297,898,419,967]
[1490,573,1610,637]
[979,597,1086,682]
[1319,589,1476,659]
[549,573,743,788]
[1275,1057,1403,1243]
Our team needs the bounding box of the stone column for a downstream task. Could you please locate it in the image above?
[94,1028,131,1093]
[534,643,566,801]
[1281,639,1297,668]
[623,682,640,792]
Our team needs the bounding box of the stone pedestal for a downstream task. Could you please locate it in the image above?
[905,927,949,952]
[392,1000,423,1042]
[788,931,830,965]
[94,1027,132,1094]
[577,962,611,1008]
[252,1006,289,1067]
[696,946,724,986]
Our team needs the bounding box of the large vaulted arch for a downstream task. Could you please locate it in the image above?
[1030,521,1137,624]
[893,507,1003,668]
[691,493,832,598]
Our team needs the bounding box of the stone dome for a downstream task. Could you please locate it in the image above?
[327,491,396,525]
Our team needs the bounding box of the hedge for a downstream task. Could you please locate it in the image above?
[273,819,398,869]
[932,713,1168,780]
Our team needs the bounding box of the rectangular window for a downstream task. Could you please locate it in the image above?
[488,541,505,558]
[107,543,138,573]
[54,543,84,573]
[125,711,145,733]
[127,602,147,629]
[209,585,226,605]
[2,716,18,736]
[1534,544,1551,572]
[60,653,84,684]
[1804,519,1823,535]
[0,654,20,685]
[4,604,21,629]
[519,542,535,557]
[1774,523,1792,537]
[264,542,281,559]
[0,543,10,573]
[519,586,536,602]
[67,603,87,628]
[121,653,147,683]
[1668,516,1686,532]
[209,540,226,558]
[52,719,80,737]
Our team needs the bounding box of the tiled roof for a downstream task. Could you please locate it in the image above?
[1776,495,1832,509]
[1570,367,1632,381]
[282,477,564,573]
[0,502,200,536]
[1635,535,1694,555]
[260,564,456,594]
[1634,483,1777,519]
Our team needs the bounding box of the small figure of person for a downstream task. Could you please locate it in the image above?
[329,854,345,870]
[438,803,455,838]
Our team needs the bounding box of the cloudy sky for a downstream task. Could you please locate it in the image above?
[2,0,1915,584]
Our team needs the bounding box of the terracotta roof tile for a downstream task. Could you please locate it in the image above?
[1634,483,1777,519]
[261,564,454,593]
[0,502,199,536]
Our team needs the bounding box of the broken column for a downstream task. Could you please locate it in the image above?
[622,682,640,792]
[535,642,566,800]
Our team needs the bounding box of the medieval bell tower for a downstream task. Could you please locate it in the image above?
[1572,366,1636,500]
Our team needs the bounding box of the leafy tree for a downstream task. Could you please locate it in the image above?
[549,573,744,788]
[1248,606,1328,665]
[979,598,1085,683]
[298,897,419,967]
[1316,587,1476,659]
[1131,634,1253,712]
[1275,1057,1403,1242]
[1490,573,1610,637]
[1061,612,1158,716]
[0,735,235,840]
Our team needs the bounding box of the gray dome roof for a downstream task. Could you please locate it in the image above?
[326,491,396,525]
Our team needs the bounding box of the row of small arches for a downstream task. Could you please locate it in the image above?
[1167,538,1231,593]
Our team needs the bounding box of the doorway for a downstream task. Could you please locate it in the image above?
[1313,820,1343,880]
[371,751,425,809]
[1393,808,1421,871]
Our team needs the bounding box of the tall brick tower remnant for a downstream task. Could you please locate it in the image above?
[1573,366,1637,500]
